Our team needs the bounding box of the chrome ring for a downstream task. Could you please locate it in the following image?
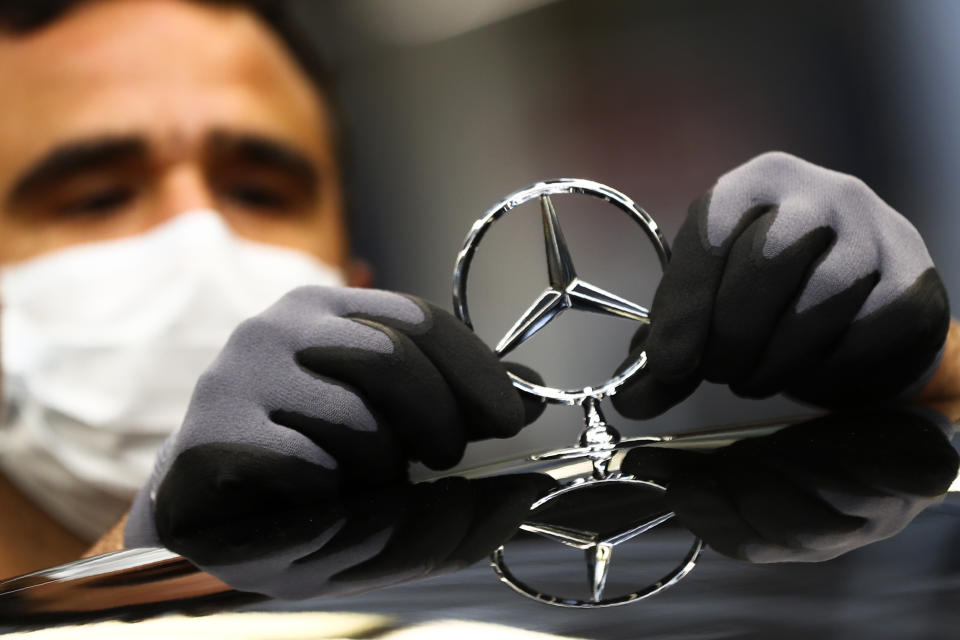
[453,179,669,405]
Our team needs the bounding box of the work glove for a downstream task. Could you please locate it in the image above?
[163,474,554,600]
[621,408,959,563]
[613,151,950,418]
[124,286,545,548]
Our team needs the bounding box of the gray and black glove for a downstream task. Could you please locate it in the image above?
[621,408,959,563]
[125,287,544,547]
[161,474,555,600]
[614,151,950,418]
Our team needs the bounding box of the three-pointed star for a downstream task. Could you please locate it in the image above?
[495,194,650,357]
[521,510,676,601]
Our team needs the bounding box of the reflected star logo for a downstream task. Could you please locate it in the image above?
[491,476,702,608]
[521,505,676,601]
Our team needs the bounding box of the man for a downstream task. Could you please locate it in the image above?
[1,0,546,576]
[1,0,957,579]
[0,0,368,575]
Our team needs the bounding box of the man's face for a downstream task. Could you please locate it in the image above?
[0,0,349,267]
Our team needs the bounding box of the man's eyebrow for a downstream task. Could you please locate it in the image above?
[6,137,147,207]
[207,131,319,191]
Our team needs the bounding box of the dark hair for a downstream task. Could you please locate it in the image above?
[0,0,345,153]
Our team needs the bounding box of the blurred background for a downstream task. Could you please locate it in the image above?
[290,0,960,466]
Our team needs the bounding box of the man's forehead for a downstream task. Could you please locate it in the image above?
[0,0,328,182]
[0,1,286,82]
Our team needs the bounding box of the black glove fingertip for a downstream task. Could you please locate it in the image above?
[503,361,547,426]
[620,446,702,483]
[611,368,700,419]
[378,297,528,441]
[154,443,339,556]
[628,322,651,354]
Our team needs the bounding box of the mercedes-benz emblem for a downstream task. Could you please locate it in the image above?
[453,178,670,404]
[452,178,703,608]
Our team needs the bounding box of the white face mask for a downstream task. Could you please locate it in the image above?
[0,210,346,539]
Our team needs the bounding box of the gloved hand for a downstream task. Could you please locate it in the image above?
[621,408,959,563]
[613,151,950,418]
[161,474,555,600]
[124,286,544,548]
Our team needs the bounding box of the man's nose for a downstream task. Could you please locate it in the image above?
[154,164,216,221]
